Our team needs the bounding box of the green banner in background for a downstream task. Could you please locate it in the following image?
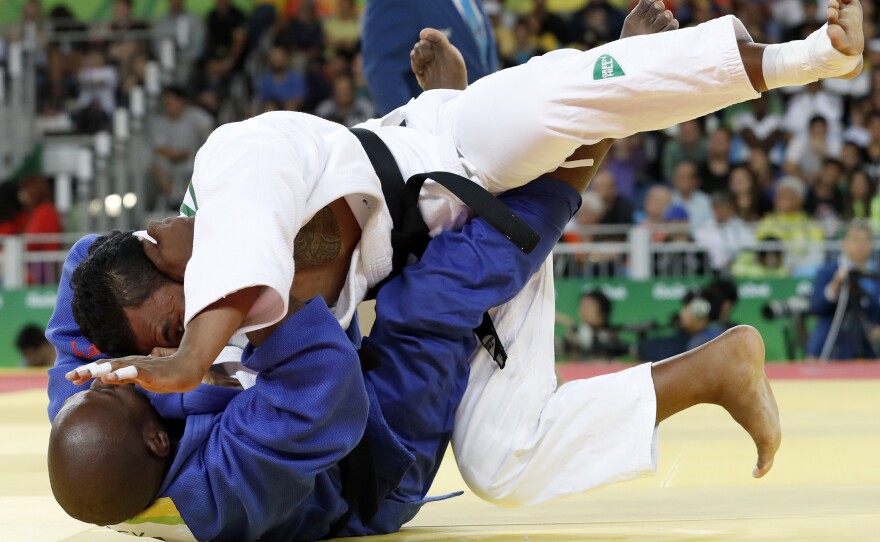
[0,278,816,367]
[0,287,57,368]
[555,278,815,362]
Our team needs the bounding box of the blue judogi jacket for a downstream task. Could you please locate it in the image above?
[46,178,581,541]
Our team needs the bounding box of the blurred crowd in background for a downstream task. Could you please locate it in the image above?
[0,0,879,363]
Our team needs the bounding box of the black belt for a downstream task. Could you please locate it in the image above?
[349,127,541,369]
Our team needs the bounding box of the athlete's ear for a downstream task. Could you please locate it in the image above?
[144,429,171,458]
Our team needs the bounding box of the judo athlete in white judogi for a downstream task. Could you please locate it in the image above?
[71,0,863,507]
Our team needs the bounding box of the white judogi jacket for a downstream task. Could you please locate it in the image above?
[181,91,475,335]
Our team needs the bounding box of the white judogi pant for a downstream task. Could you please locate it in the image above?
[445,15,756,506]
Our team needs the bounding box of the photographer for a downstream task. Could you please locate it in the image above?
[807,222,880,360]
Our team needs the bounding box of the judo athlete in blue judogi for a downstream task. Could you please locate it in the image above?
[47,179,583,541]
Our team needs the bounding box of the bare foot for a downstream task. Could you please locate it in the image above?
[712,326,782,478]
[410,28,468,92]
[621,0,679,39]
[826,0,864,78]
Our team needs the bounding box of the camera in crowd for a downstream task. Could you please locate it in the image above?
[845,269,880,294]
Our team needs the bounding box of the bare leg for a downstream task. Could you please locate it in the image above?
[652,325,782,478]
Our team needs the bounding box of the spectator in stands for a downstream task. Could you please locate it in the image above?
[530,0,568,46]
[671,161,712,227]
[0,180,26,235]
[694,190,755,273]
[784,81,844,138]
[840,141,866,176]
[247,0,283,54]
[504,16,546,67]
[277,0,325,60]
[362,0,497,115]
[46,6,88,112]
[865,112,880,181]
[557,289,626,360]
[15,324,56,368]
[807,222,880,360]
[591,169,633,225]
[558,192,607,277]
[662,119,706,183]
[106,0,149,95]
[728,164,772,222]
[73,47,117,133]
[811,158,846,235]
[204,0,249,75]
[747,145,778,193]
[639,184,672,241]
[315,74,374,127]
[153,0,205,68]
[17,175,62,284]
[605,136,646,201]
[700,127,734,194]
[730,92,785,157]
[8,0,51,109]
[194,52,230,116]
[842,98,872,148]
[758,175,824,277]
[731,231,788,279]
[652,205,710,277]
[150,86,213,210]
[323,0,361,59]
[842,170,880,230]
[569,0,625,49]
[258,45,306,112]
[785,115,842,185]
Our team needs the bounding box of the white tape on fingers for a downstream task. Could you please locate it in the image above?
[90,362,113,377]
[113,366,139,380]
[76,362,99,375]
[133,230,157,244]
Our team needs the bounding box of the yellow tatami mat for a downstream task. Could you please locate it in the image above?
[2,379,878,541]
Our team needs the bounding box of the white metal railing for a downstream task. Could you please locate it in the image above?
[1,233,87,288]
[1,224,876,288]
[552,222,874,280]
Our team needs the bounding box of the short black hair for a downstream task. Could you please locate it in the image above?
[581,289,612,321]
[71,232,172,356]
[711,190,736,207]
[808,115,827,128]
[16,324,49,350]
[162,84,189,101]
[706,278,739,305]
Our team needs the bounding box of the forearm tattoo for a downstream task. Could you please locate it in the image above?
[294,207,342,268]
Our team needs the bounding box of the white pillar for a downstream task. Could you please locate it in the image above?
[628,225,651,280]
[2,236,25,289]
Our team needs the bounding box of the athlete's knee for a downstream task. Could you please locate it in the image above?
[455,451,536,507]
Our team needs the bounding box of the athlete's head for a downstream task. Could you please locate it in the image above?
[48,380,173,525]
[72,231,185,357]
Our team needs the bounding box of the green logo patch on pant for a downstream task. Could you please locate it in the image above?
[593,55,625,80]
